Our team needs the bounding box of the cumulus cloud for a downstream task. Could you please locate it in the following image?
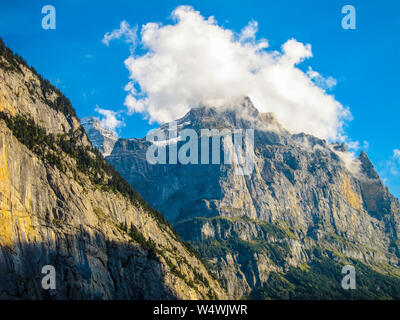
[239,20,261,43]
[95,107,124,134]
[106,5,350,141]
[102,21,138,52]
[281,38,312,65]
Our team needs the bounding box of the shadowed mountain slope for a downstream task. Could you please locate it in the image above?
[0,38,226,300]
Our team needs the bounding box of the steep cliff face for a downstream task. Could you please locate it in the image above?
[0,39,226,300]
[105,97,400,299]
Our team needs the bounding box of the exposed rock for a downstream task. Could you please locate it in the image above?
[81,117,118,157]
[105,97,400,298]
[0,39,226,300]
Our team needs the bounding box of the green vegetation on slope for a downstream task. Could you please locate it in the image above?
[177,216,400,299]
[0,110,223,297]
[250,255,400,300]
[0,37,226,299]
[0,37,76,118]
[0,111,175,235]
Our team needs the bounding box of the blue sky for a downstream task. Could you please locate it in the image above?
[1,0,399,197]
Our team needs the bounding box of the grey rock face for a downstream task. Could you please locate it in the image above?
[81,117,118,156]
[105,97,400,298]
[0,42,226,300]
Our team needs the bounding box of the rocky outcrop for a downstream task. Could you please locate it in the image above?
[0,38,226,300]
[105,97,400,299]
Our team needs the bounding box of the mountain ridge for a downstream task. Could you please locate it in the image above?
[95,96,400,299]
[0,38,226,299]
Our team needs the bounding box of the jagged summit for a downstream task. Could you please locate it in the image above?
[358,150,380,180]
[103,95,400,299]
[331,142,348,153]
[81,116,117,156]
[158,96,286,136]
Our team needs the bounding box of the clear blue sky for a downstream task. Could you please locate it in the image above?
[1,0,399,197]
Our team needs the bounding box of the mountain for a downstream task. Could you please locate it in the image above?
[101,97,400,299]
[0,38,226,299]
[81,117,117,157]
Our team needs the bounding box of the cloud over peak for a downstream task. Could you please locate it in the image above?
[94,107,124,134]
[104,5,350,141]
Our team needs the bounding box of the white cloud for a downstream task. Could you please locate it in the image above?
[394,149,400,160]
[102,21,138,52]
[346,140,369,152]
[330,140,369,176]
[95,107,124,134]
[239,20,259,43]
[306,67,337,90]
[334,149,362,176]
[108,5,350,141]
[281,38,312,65]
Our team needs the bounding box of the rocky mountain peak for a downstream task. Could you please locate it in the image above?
[81,116,118,156]
[358,150,380,180]
[259,112,284,131]
[158,96,285,136]
[103,94,400,299]
[331,142,348,153]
